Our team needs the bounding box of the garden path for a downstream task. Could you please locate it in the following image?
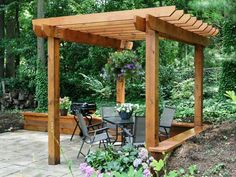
[0,130,89,177]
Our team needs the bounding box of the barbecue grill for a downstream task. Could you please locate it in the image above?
[70,102,96,141]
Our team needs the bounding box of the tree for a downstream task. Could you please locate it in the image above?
[5,0,20,77]
[35,0,47,111]
[37,0,45,65]
[0,0,4,78]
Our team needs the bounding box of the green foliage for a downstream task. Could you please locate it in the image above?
[80,73,112,99]
[59,96,72,110]
[203,163,229,177]
[219,59,236,96]
[225,90,236,109]
[104,50,143,80]
[35,61,47,112]
[86,144,139,173]
[106,166,144,177]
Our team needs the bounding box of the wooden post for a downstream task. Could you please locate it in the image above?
[145,23,159,149]
[116,77,125,103]
[48,37,60,165]
[194,45,204,127]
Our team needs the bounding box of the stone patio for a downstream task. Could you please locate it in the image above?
[0,130,91,177]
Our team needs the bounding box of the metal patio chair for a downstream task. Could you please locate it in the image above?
[101,106,122,143]
[123,115,146,147]
[159,106,176,139]
[76,110,111,158]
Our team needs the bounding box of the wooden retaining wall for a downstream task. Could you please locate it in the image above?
[22,112,102,135]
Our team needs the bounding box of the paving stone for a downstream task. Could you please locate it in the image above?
[0,130,84,176]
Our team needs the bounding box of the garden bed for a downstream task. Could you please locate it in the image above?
[0,111,24,133]
[168,121,236,176]
[22,112,102,135]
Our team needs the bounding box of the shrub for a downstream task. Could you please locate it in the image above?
[219,59,236,97]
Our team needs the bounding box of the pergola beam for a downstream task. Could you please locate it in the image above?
[34,25,133,50]
[32,6,176,26]
[146,15,209,46]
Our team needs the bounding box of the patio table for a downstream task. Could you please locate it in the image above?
[103,116,134,145]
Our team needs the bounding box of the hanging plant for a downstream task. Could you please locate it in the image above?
[103,50,143,80]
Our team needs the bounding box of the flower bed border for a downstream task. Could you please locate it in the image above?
[21,112,102,135]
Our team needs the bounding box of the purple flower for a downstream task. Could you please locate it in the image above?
[85,166,95,177]
[79,163,87,173]
[142,162,148,169]
[133,158,142,168]
[124,63,135,70]
[138,148,148,161]
[143,168,151,177]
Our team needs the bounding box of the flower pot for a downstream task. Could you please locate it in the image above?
[119,111,133,120]
[60,109,68,116]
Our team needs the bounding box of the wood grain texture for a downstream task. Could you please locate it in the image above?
[32,6,176,26]
[149,126,207,152]
[194,45,204,127]
[145,24,159,149]
[47,37,60,165]
[116,77,125,104]
[147,15,209,46]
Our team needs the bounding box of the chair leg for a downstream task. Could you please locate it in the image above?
[86,144,92,156]
[70,125,77,141]
[77,140,85,158]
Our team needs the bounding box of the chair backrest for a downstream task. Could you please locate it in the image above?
[160,106,176,127]
[101,106,119,118]
[133,116,146,143]
[75,110,89,138]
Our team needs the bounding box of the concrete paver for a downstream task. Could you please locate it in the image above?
[0,130,90,177]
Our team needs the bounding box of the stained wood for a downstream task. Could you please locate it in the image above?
[160,10,184,21]
[189,23,208,32]
[134,16,146,32]
[48,37,60,165]
[36,25,132,50]
[169,14,191,24]
[195,25,213,35]
[32,6,176,26]
[145,24,159,149]
[194,45,204,127]
[149,126,207,152]
[116,77,125,103]
[182,20,203,30]
[176,17,197,27]
[147,15,209,46]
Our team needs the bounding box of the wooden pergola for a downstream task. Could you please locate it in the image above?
[32,6,218,165]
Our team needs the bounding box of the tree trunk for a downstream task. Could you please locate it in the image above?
[0,0,4,78]
[5,0,19,78]
[37,0,46,66]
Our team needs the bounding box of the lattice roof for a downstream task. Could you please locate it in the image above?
[33,6,219,49]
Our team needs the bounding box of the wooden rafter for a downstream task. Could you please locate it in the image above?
[146,15,209,46]
[32,6,176,26]
[34,25,133,49]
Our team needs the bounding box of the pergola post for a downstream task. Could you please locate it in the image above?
[116,77,125,103]
[145,23,159,149]
[48,37,60,165]
[194,45,204,127]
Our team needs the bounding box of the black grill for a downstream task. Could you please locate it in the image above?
[71,102,96,116]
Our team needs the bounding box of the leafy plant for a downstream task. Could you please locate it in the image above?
[104,51,143,80]
[80,73,112,99]
[225,90,236,109]
[59,96,72,110]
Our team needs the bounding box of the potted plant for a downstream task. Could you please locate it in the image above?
[116,103,139,120]
[103,51,143,80]
[59,96,72,116]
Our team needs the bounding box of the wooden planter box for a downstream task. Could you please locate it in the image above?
[22,112,102,135]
